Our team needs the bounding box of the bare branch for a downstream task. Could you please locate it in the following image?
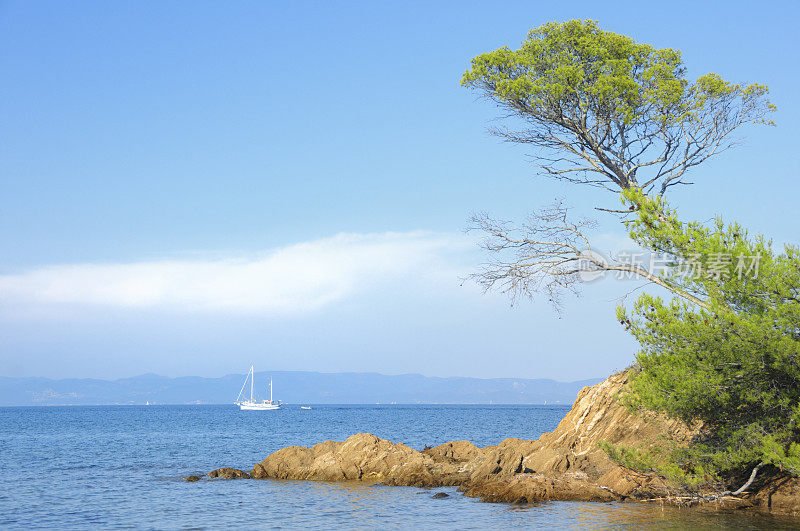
[467,75,773,196]
[468,202,709,311]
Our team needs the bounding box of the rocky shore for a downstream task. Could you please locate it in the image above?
[203,372,799,517]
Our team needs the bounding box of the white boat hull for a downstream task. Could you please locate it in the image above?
[236,401,280,410]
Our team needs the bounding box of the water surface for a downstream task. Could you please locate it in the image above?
[0,405,793,529]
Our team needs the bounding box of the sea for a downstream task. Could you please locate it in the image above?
[0,404,796,529]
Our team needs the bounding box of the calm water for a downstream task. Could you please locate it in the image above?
[0,404,795,529]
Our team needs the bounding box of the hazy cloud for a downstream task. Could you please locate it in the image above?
[0,232,472,315]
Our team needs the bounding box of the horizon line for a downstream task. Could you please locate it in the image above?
[0,369,602,384]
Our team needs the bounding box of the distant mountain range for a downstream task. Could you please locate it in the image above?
[0,371,601,406]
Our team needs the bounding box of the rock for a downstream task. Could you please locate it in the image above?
[521,371,695,481]
[453,371,697,503]
[423,441,480,463]
[208,467,250,479]
[468,438,539,481]
[185,475,201,482]
[748,474,800,516]
[596,466,670,499]
[461,474,618,504]
[432,492,449,499]
[251,462,267,479]
[254,433,454,487]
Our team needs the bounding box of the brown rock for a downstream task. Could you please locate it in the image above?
[462,474,618,504]
[748,475,800,516]
[596,466,671,499]
[423,441,480,463]
[255,433,455,487]
[208,467,250,479]
[469,438,539,482]
[251,462,267,479]
[184,475,201,482]
[522,371,695,481]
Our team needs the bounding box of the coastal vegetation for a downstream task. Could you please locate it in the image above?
[617,190,800,490]
[462,19,797,496]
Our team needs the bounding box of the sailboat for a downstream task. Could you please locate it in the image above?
[235,365,281,410]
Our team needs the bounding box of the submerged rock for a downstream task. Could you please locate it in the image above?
[432,492,449,499]
[185,475,201,482]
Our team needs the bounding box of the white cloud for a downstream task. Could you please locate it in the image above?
[0,232,472,314]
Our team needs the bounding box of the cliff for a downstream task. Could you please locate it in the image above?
[206,371,800,516]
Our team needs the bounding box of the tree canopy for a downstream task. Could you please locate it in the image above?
[462,20,774,194]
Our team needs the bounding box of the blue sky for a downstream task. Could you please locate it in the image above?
[1,1,798,380]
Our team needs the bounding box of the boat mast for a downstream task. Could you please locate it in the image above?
[270,377,273,402]
[250,365,254,402]
[236,368,249,404]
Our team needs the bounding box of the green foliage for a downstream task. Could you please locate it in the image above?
[463,20,684,125]
[617,191,800,482]
[462,19,772,129]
